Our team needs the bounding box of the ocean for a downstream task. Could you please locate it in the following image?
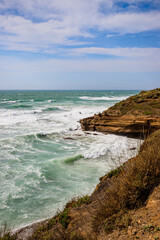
[0,90,141,229]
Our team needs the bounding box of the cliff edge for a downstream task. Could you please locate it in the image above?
[80,88,160,137]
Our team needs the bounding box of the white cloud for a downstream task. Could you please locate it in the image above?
[98,12,160,33]
[0,0,160,52]
[69,47,160,60]
[0,48,160,73]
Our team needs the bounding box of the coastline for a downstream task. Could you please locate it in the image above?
[0,90,137,230]
[13,135,140,239]
[2,88,160,240]
[11,137,139,240]
[13,219,50,240]
[14,128,160,240]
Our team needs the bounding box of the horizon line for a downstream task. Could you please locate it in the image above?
[0,89,144,91]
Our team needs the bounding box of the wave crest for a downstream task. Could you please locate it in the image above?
[79,96,129,101]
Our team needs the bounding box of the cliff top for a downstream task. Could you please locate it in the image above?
[103,88,160,117]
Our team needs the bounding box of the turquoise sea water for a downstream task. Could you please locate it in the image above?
[0,90,140,229]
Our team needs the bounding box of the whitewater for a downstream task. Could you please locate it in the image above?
[0,90,141,229]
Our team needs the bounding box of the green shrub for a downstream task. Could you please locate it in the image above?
[0,234,18,240]
[144,110,152,115]
[72,195,91,207]
[107,167,122,178]
[58,208,71,229]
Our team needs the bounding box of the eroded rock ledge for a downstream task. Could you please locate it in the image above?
[80,88,160,138]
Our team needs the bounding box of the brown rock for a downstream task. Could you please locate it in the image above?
[80,89,160,138]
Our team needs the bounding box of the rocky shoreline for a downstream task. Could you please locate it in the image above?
[1,88,160,240]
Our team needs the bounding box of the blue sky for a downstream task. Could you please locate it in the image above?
[0,0,160,90]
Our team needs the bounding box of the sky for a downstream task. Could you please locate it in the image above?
[0,0,160,90]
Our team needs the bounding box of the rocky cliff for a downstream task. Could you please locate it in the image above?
[80,88,160,138]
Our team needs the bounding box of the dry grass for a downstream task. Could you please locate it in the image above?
[94,129,160,233]
[102,210,132,234]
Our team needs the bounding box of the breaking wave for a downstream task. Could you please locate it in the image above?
[79,96,129,101]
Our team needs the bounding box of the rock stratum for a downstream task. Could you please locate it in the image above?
[80,88,160,138]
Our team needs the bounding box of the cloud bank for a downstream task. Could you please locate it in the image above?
[0,0,160,52]
[0,0,160,89]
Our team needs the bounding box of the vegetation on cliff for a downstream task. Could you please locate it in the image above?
[104,88,160,117]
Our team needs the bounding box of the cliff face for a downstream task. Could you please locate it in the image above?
[80,88,160,137]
